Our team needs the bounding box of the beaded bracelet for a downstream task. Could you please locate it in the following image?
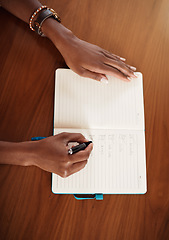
[33,8,61,36]
[29,5,47,31]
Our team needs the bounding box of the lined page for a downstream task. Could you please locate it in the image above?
[52,128,147,194]
[54,69,145,130]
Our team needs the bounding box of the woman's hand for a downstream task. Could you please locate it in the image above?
[58,35,137,83]
[2,0,137,83]
[42,19,137,83]
[0,133,93,178]
[33,132,93,177]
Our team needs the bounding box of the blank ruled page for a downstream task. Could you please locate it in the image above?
[54,69,144,131]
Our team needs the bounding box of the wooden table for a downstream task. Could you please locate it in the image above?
[0,0,169,239]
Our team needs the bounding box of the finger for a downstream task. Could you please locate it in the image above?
[126,64,137,71]
[69,142,93,163]
[102,51,137,73]
[103,58,136,78]
[68,160,88,176]
[98,64,131,82]
[102,50,126,61]
[80,68,108,83]
[60,132,88,144]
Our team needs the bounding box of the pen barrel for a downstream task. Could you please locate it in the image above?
[71,143,86,154]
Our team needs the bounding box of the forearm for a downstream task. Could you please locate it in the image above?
[1,0,74,52]
[1,0,41,23]
[0,141,36,166]
[0,133,93,177]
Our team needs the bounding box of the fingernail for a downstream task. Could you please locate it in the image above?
[130,66,137,71]
[120,57,126,61]
[134,72,138,77]
[100,78,108,84]
[127,77,133,81]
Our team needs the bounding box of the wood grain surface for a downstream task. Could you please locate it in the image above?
[0,0,169,239]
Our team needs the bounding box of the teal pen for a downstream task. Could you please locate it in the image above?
[31,137,46,141]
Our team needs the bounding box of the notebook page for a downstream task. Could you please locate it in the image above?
[54,69,145,131]
[52,128,147,194]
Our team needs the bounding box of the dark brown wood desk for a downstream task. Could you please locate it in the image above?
[0,0,169,239]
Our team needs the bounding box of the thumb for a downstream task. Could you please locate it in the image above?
[82,69,108,83]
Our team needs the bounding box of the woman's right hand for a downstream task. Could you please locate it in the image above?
[33,132,93,178]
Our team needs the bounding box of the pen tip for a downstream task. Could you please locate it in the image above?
[85,141,92,147]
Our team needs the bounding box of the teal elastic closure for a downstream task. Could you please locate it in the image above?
[73,194,103,200]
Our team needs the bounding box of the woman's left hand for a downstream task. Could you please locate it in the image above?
[58,34,137,83]
[42,18,137,83]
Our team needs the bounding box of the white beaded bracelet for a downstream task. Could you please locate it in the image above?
[29,5,47,31]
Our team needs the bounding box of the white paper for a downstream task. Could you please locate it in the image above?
[52,69,147,194]
[52,128,146,194]
[54,69,144,130]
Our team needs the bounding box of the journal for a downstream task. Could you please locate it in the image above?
[52,69,147,194]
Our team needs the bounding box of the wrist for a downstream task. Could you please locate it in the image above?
[41,17,75,50]
[18,141,38,167]
[0,141,38,167]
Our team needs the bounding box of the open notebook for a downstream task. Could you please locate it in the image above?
[52,69,147,194]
